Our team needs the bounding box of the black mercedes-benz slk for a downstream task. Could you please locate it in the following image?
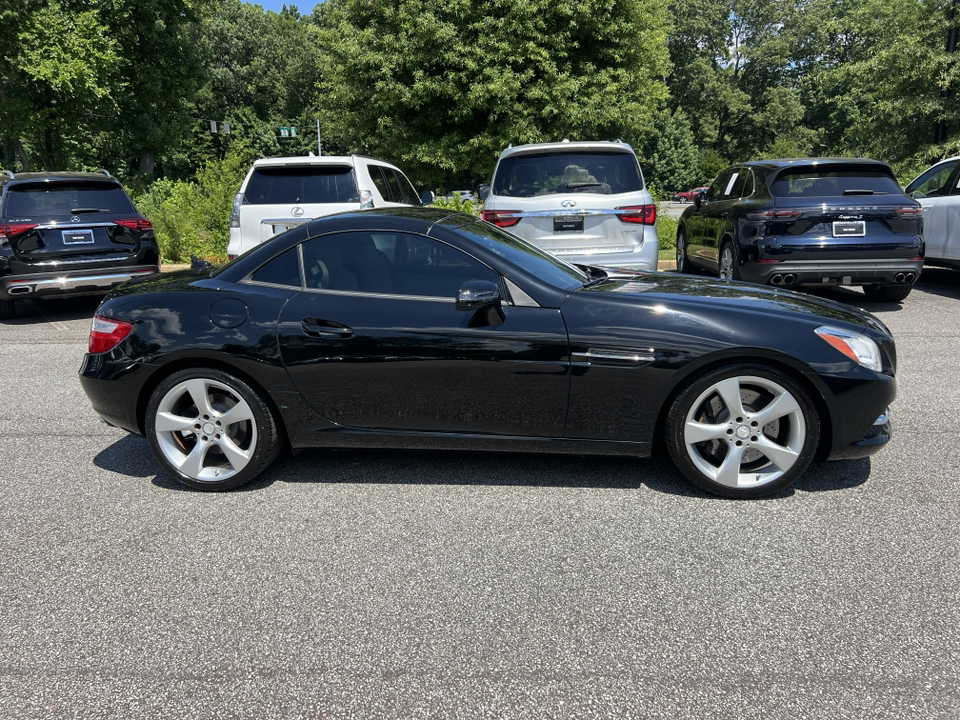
[79,207,895,498]
[676,158,924,303]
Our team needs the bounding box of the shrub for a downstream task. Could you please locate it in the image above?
[431,193,482,216]
[656,203,678,252]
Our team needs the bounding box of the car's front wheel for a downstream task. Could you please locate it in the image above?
[665,363,820,498]
[863,284,912,302]
[145,368,280,491]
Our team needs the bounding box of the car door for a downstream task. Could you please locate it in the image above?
[702,167,747,269]
[277,230,570,436]
[906,159,960,262]
[686,169,733,264]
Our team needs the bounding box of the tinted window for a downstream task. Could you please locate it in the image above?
[492,151,643,197]
[301,231,500,297]
[5,181,135,217]
[728,169,749,199]
[244,166,359,204]
[391,168,421,205]
[251,247,302,287]
[707,169,734,201]
[458,221,588,290]
[770,166,902,197]
[905,160,960,199]
[369,165,394,202]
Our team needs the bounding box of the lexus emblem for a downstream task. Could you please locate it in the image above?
[561,200,577,208]
[290,206,305,217]
[71,215,81,223]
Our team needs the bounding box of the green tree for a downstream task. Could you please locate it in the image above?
[642,108,700,195]
[318,0,671,187]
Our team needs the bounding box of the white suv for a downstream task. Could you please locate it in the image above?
[227,155,422,259]
[478,141,659,271]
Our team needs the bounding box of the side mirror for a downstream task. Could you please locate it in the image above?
[477,184,490,201]
[420,190,435,205]
[456,279,501,311]
[694,191,705,209]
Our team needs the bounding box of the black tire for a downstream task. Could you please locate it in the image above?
[863,284,912,302]
[665,363,820,498]
[145,367,280,491]
[719,241,741,281]
[676,229,696,274]
[0,299,15,320]
[679,197,688,204]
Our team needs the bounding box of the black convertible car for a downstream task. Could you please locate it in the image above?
[80,208,895,498]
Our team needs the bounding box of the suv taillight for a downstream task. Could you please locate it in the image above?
[89,315,134,353]
[615,205,657,225]
[894,206,922,219]
[481,210,522,228]
[114,218,153,231]
[0,222,38,242]
[745,210,803,220]
[230,192,244,228]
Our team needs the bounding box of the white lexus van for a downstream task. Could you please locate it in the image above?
[227,155,422,259]
[478,141,659,271]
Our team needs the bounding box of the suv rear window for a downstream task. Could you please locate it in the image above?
[771,166,902,197]
[492,151,643,197]
[5,181,135,217]
[245,166,359,204]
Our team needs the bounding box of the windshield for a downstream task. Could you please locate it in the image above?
[492,151,643,198]
[771,166,901,197]
[455,220,588,290]
[245,166,359,204]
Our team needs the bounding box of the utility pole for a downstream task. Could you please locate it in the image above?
[316,119,322,156]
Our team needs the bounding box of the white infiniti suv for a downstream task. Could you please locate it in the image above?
[227,155,422,259]
[478,141,659,271]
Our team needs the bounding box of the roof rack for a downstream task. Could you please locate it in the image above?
[2,170,13,179]
[98,169,112,177]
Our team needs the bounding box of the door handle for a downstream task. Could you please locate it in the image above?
[301,318,354,338]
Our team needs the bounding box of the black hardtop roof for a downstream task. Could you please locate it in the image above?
[742,157,892,171]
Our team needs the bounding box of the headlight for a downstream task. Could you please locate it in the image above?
[815,326,882,372]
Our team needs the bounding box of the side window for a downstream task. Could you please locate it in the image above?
[391,168,420,205]
[741,169,755,198]
[251,247,302,287]
[707,169,733,201]
[369,165,395,202]
[728,169,749,199]
[300,231,500,297]
[906,161,960,198]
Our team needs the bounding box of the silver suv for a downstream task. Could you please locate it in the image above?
[227,155,422,259]
[478,141,659,271]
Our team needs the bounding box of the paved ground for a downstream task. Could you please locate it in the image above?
[0,269,957,719]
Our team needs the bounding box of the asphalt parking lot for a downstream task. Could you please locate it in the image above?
[0,269,958,719]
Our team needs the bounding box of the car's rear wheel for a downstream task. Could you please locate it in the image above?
[665,363,820,498]
[145,368,280,491]
[0,299,15,320]
[719,242,741,281]
[863,284,912,302]
[676,229,695,274]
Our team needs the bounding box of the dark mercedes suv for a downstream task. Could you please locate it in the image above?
[675,159,924,302]
[0,170,160,319]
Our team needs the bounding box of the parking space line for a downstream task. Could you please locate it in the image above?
[23,299,70,332]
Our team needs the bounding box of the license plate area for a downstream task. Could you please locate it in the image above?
[553,215,584,233]
[62,229,95,245]
[271,222,305,235]
[832,220,865,237]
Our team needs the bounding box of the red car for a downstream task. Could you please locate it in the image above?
[672,185,709,203]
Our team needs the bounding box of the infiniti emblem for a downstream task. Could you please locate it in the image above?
[290,206,304,217]
[561,200,577,208]
[71,215,81,223]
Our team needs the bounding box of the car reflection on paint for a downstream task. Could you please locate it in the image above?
[80,207,895,498]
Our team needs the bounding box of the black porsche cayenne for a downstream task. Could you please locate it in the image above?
[80,207,895,498]
[676,158,924,302]
[0,170,160,320]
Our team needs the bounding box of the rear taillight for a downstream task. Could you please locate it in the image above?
[230,192,244,228]
[360,189,375,209]
[894,206,922,219]
[482,210,522,228]
[745,209,803,220]
[114,218,153,231]
[0,222,38,242]
[89,315,134,353]
[227,254,237,261]
[615,205,656,225]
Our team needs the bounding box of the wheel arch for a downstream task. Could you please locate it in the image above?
[134,357,291,451]
[651,350,834,461]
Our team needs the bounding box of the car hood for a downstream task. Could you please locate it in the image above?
[578,272,890,335]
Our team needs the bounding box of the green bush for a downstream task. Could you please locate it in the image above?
[656,203,678,251]
[431,194,483,216]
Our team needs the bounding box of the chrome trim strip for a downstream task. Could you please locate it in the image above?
[302,287,454,303]
[30,254,130,266]
[2,270,153,292]
[572,349,656,363]
[37,222,118,229]
[261,219,309,225]
[500,209,629,219]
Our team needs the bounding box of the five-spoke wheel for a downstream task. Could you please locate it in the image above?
[719,242,740,281]
[666,364,819,498]
[146,368,279,490]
